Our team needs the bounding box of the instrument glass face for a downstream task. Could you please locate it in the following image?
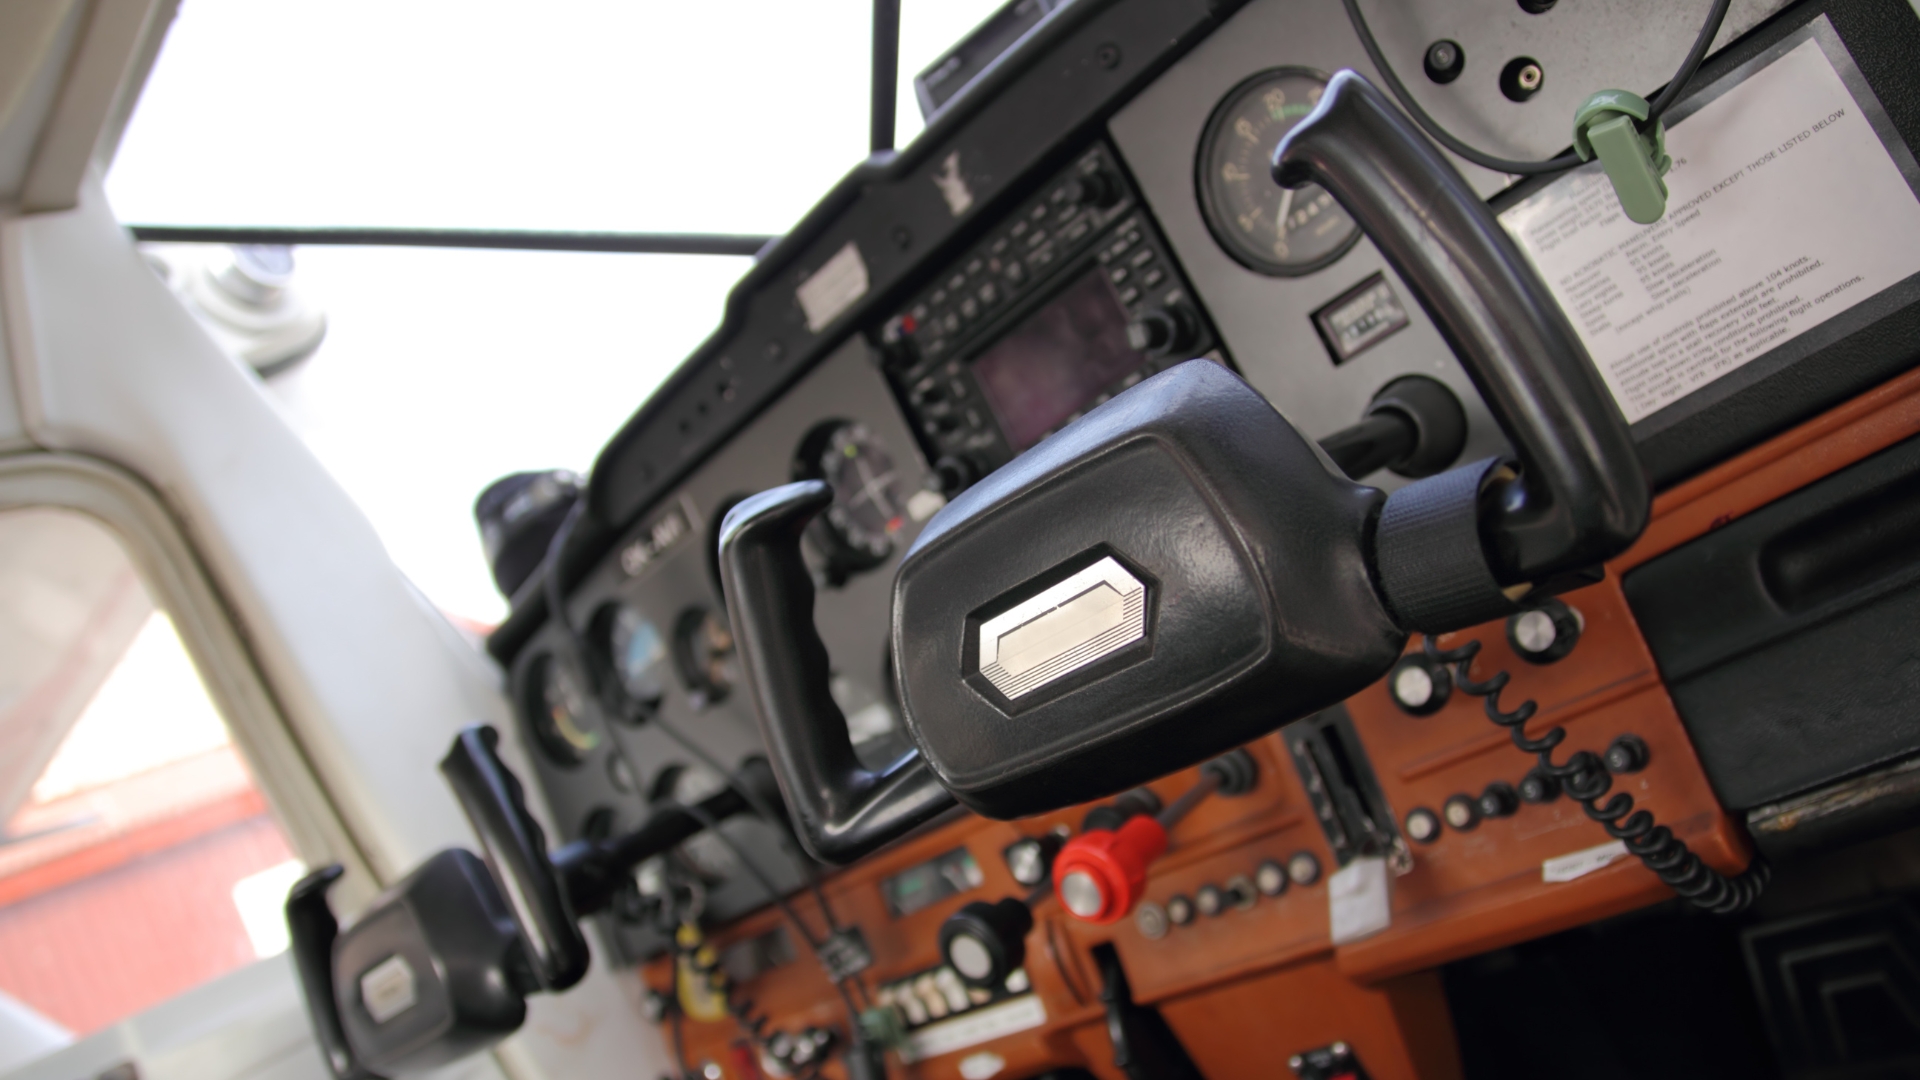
[530,657,600,766]
[814,420,905,565]
[610,604,670,706]
[1197,68,1361,276]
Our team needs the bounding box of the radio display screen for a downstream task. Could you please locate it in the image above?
[971,269,1147,451]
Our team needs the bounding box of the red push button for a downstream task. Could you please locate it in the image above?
[1052,815,1168,924]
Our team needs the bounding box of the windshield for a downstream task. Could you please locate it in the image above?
[107,0,1008,625]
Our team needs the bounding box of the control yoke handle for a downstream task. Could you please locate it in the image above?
[720,71,1651,864]
[441,725,590,992]
[717,482,956,864]
[1276,70,1647,586]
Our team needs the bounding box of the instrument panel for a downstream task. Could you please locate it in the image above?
[482,0,1920,1076]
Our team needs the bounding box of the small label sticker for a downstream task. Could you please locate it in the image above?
[960,1051,1008,1080]
[902,995,1046,1063]
[907,488,947,522]
[619,498,695,578]
[934,150,975,217]
[796,241,869,333]
[359,954,418,1024]
[1328,855,1391,945]
[1542,839,1631,883]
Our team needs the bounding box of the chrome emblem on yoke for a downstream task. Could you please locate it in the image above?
[977,557,1147,700]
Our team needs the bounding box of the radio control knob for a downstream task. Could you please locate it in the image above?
[931,454,978,496]
[1067,170,1122,209]
[1125,305,1195,359]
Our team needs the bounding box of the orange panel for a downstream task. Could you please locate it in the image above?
[647,365,1920,1080]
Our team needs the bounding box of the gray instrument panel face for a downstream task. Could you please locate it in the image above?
[1109,0,1787,477]
[512,337,932,959]
[515,0,1805,960]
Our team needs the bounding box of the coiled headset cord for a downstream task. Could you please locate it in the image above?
[1421,635,1768,913]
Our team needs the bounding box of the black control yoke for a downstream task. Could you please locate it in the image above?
[721,70,1650,862]
[718,482,958,863]
[1275,70,1647,584]
[288,726,774,1076]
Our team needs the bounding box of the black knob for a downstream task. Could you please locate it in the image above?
[1082,788,1162,833]
[1506,599,1582,664]
[1068,170,1122,209]
[1224,875,1257,911]
[1477,781,1520,819]
[1442,793,1480,832]
[1166,894,1195,925]
[1424,40,1465,84]
[1003,834,1063,887]
[939,898,1034,990]
[1387,654,1452,716]
[1605,734,1650,775]
[932,454,977,496]
[1518,767,1561,804]
[1124,305,1196,359]
[1366,375,1468,479]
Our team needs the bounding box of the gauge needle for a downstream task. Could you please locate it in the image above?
[853,458,899,518]
[1276,188,1295,236]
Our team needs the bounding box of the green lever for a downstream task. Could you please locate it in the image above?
[1573,90,1672,225]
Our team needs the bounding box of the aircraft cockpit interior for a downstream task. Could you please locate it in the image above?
[4,0,1920,1078]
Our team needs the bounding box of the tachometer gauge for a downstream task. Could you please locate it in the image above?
[1197,68,1361,276]
[794,420,906,585]
[608,604,669,708]
[526,656,600,766]
[672,606,736,709]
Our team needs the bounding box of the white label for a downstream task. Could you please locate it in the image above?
[1500,30,1920,425]
[960,1052,1008,1080]
[934,151,975,217]
[1542,839,1631,883]
[796,241,869,332]
[1327,856,1391,945]
[906,488,947,522]
[901,995,1046,1063]
[359,954,418,1024]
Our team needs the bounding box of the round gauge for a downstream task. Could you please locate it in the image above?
[525,656,600,766]
[793,420,906,584]
[1196,68,1362,276]
[608,604,670,707]
[672,606,735,709]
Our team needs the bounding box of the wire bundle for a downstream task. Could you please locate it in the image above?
[1421,636,1768,913]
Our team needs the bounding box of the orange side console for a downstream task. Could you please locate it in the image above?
[646,366,1920,1080]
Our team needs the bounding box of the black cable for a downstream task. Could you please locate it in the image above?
[671,1011,692,1080]
[669,798,865,1019]
[1339,0,1732,176]
[1422,636,1768,913]
[537,501,846,935]
[650,712,847,936]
